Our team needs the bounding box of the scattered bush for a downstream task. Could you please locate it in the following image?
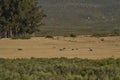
[92,29,120,37]
[59,48,66,51]
[89,48,93,51]
[70,34,76,37]
[92,32,109,37]
[11,35,31,39]
[72,49,74,50]
[17,48,23,51]
[76,48,78,50]
[100,38,105,41]
[110,29,120,36]
[45,35,54,38]
[0,58,120,80]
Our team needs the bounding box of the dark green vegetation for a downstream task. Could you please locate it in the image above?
[45,35,54,38]
[0,58,120,80]
[70,34,77,38]
[0,0,45,38]
[37,0,120,36]
[92,29,120,37]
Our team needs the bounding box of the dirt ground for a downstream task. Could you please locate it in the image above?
[0,36,120,59]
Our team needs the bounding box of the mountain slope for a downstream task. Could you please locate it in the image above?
[37,0,120,35]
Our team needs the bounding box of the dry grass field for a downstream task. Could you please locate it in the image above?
[0,36,120,59]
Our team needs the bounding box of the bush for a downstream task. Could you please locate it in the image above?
[45,35,54,38]
[0,58,120,80]
[92,29,120,37]
[17,48,23,51]
[92,32,109,37]
[100,38,105,41]
[11,35,31,39]
[70,34,76,37]
[110,29,120,36]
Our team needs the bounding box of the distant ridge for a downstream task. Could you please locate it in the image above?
[37,0,120,35]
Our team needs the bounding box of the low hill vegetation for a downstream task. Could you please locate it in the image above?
[92,29,120,37]
[37,0,120,36]
[0,58,120,80]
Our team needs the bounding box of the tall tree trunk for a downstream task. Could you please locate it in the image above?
[10,27,13,37]
[4,31,7,38]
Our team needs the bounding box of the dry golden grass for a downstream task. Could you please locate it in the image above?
[0,36,120,59]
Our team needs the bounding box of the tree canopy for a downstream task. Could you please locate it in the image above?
[0,0,46,38]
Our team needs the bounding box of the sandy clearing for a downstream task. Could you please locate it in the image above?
[0,36,120,59]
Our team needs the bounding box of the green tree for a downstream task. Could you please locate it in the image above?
[0,0,46,38]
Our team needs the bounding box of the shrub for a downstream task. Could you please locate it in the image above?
[45,35,54,38]
[110,29,120,36]
[92,32,109,37]
[0,58,120,80]
[17,48,23,51]
[92,29,120,37]
[70,34,76,37]
[11,35,31,39]
[100,38,105,41]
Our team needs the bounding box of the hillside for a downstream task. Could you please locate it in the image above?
[37,0,120,36]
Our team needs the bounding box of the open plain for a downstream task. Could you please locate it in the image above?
[0,36,120,59]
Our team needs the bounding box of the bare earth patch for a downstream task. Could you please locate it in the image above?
[0,36,120,59]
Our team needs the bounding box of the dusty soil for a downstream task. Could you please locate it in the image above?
[0,36,120,59]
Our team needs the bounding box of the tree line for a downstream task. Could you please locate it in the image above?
[0,0,46,38]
